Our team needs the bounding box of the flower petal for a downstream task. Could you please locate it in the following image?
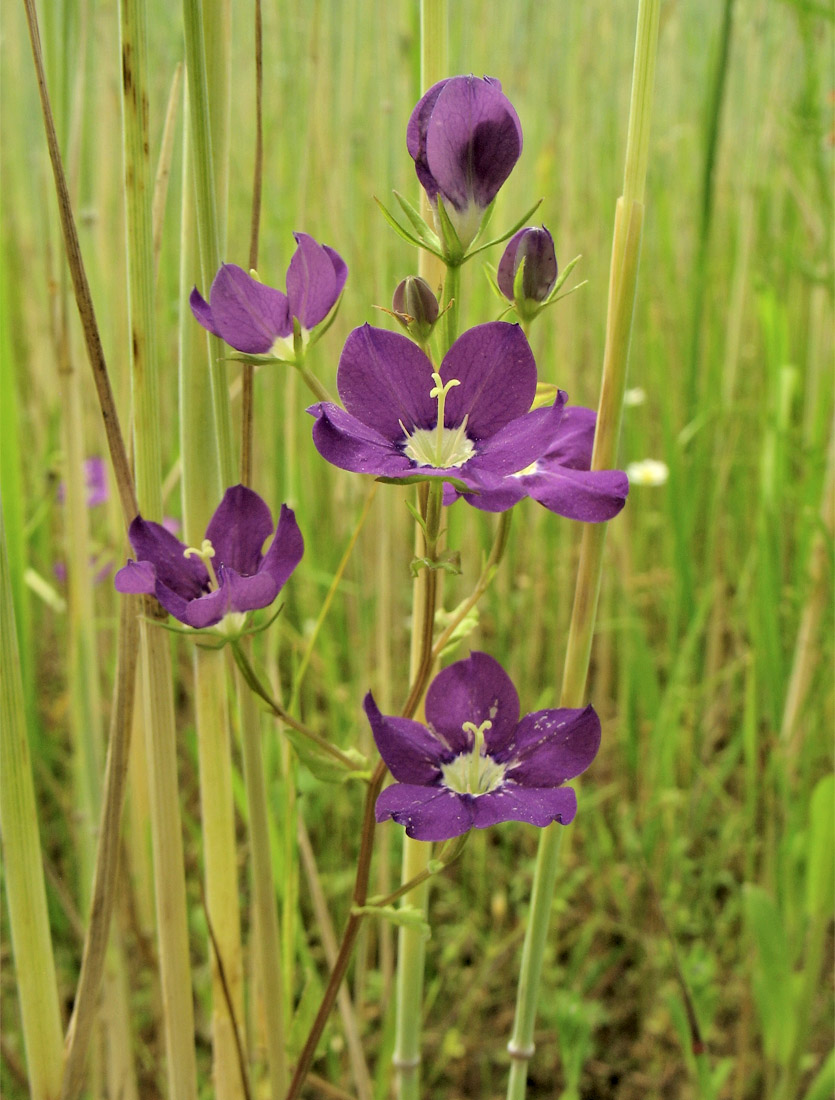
[501,705,601,786]
[310,403,415,477]
[544,405,597,469]
[336,325,438,439]
[189,286,221,337]
[471,396,567,477]
[126,516,208,600]
[375,783,473,841]
[205,485,274,575]
[286,233,346,329]
[406,79,448,202]
[470,784,577,828]
[258,504,304,591]
[205,264,291,352]
[524,465,629,522]
[441,323,537,440]
[423,76,522,211]
[363,693,446,783]
[424,652,520,756]
[114,559,157,594]
[214,566,279,617]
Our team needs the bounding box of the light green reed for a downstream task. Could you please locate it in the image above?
[178,8,248,1092]
[506,2,659,1097]
[0,496,64,1100]
[119,0,199,1096]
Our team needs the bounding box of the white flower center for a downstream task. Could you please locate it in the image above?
[401,371,476,469]
[440,719,506,796]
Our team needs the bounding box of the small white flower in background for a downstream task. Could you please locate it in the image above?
[625,459,669,486]
[623,387,647,407]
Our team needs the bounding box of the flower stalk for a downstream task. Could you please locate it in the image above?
[506,3,659,1097]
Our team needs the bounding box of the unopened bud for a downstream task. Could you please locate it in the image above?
[392,276,439,341]
[497,226,558,307]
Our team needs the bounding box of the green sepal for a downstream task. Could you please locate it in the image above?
[226,351,282,367]
[532,382,560,410]
[404,498,430,538]
[469,197,497,248]
[351,904,431,937]
[435,194,464,265]
[306,293,343,350]
[376,472,472,494]
[374,196,444,258]
[410,549,462,578]
[465,198,544,261]
[392,190,441,250]
[284,728,370,784]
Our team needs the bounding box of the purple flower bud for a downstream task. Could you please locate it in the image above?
[407,76,523,249]
[392,276,439,340]
[497,226,558,305]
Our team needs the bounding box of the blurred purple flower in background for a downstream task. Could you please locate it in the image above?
[57,456,108,508]
[366,652,601,841]
[190,232,347,356]
[115,485,303,630]
[444,405,629,520]
[309,322,566,494]
[407,75,522,249]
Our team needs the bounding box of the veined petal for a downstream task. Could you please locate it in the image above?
[364,693,446,783]
[215,566,279,616]
[523,465,629,522]
[406,79,448,202]
[441,323,537,440]
[336,325,437,439]
[502,705,601,785]
[189,287,221,337]
[286,232,345,329]
[375,783,473,841]
[127,516,208,599]
[205,264,291,352]
[205,484,274,575]
[425,652,520,756]
[423,76,522,211]
[114,558,157,595]
[471,784,577,828]
[259,504,304,591]
[545,405,597,469]
[472,396,566,477]
[309,402,415,477]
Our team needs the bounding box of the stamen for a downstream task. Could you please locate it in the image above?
[429,372,461,466]
[184,538,220,590]
[461,719,492,793]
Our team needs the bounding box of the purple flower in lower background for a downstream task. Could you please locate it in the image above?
[365,652,600,841]
[114,485,303,631]
[444,405,629,520]
[57,456,108,508]
[407,75,523,250]
[309,322,567,493]
[190,232,347,357]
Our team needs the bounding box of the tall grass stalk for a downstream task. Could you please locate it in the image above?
[118,0,199,1095]
[506,3,659,1097]
[179,74,247,1100]
[392,7,448,1097]
[0,497,64,1100]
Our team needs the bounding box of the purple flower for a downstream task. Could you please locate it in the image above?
[366,652,600,841]
[498,226,558,306]
[114,485,303,631]
[309,322,566,496]
[57,456,109,508]
[190,232,347,356]
[407,76,523,249]
[444,405,630,521]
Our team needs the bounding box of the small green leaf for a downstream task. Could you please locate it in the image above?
[374,197,444,257]
[410,549,462,577]
[351,904,431,937]
[283,726,369,784]
[392,190,441,249]
[375,472,472,494]
[435,194,464,264]
[465,198,544,260]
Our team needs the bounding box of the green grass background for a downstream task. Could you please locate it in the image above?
[1,0,832,1097]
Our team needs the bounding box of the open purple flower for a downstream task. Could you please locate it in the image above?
[407,76,523,250]
[366,652,601,841]
[309,322,566,495]
[190,232,347,357]
[498,225,558,306]
[114,485,303,631]
[444,405,630,520]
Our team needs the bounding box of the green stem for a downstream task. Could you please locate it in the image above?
[0,495,64,1100]
[441,262,461,353]
[231,641,362,773]
[505,4,659,1097]
[297,362,333,403]
[235,652,288,1099]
